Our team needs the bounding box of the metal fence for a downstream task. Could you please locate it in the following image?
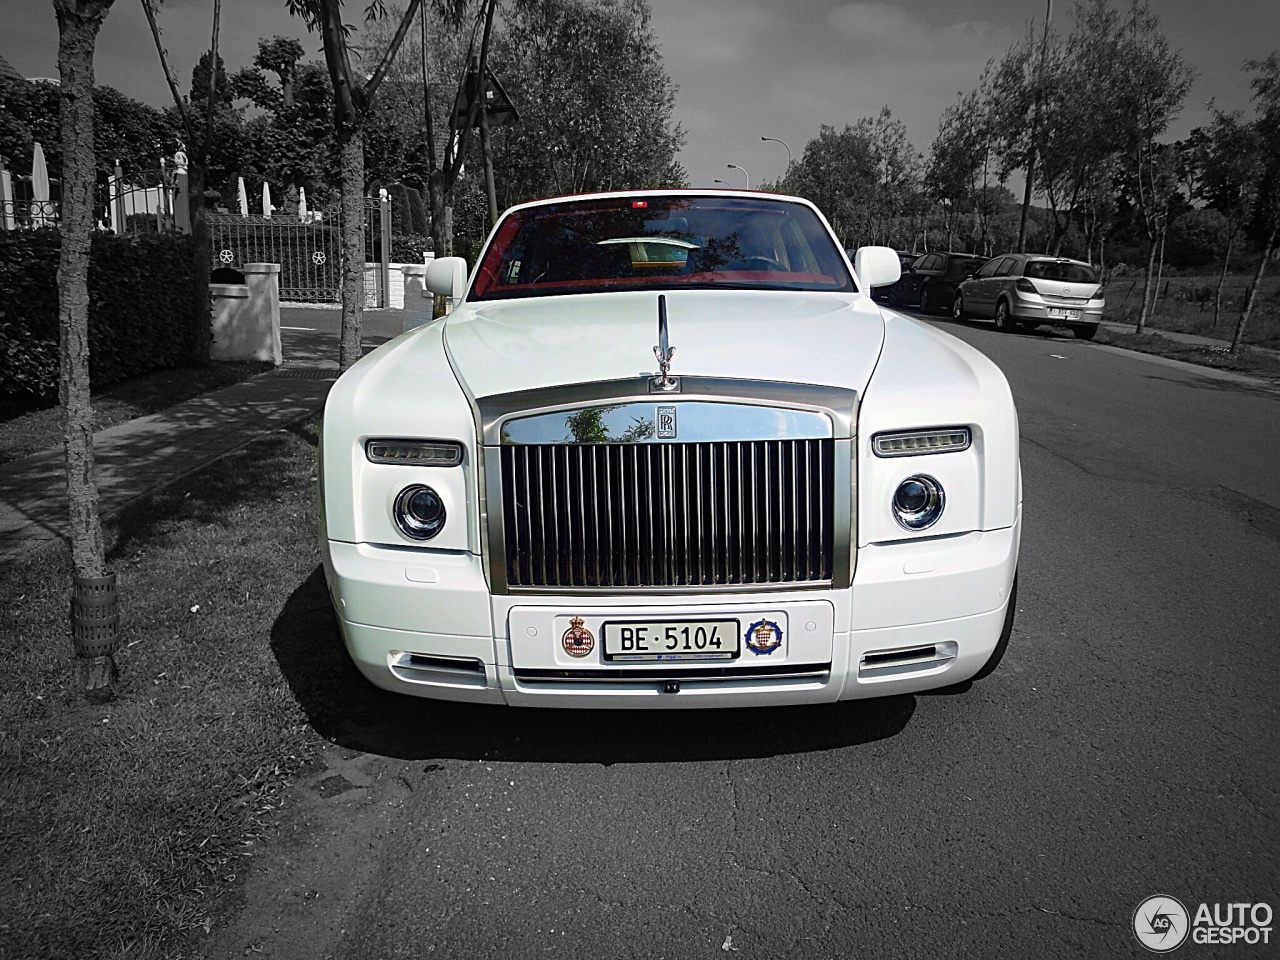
[0,161,178,235]
[208,192,392,306]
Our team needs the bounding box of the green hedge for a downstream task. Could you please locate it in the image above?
[0,230,195,416]
[390,233,433,263]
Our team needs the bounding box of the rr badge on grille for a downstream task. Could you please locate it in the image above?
[562,616,595,658]
[657,405,677,439]
[745,619,783,655]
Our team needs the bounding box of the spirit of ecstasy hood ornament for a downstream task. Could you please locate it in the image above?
[652,294,679,392]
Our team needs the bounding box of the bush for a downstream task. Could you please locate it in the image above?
[390,232,433,263]
[1166,209,1229,269]
[387,182,429,237]
[0,230,195,416]
[405,186,429,235]
[387,183,412,237]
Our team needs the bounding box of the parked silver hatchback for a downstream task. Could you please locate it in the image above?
[951,254,1104,340]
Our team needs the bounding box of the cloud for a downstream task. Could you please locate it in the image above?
[827,3,1005,58]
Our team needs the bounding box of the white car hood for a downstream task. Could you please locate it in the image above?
[442,289,885,399]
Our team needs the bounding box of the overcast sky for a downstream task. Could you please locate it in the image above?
[3,0,1274,189]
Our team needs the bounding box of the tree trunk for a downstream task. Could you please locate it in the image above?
[1150,228,1167,315]
[54,0,117,702]
[187,160,211,364]
[187,0,219,367]
[1017,151,1035,253]
[338,127,365,371]
[428,168,449,317]
[1231,225,1278,354]
[1212,229,1234,330]
[1136,241,1158,333]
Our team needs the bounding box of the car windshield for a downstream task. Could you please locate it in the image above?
[1025,260,1099,283]
[470,195,854,300]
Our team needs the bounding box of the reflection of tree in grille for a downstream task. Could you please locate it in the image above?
[564,406,653,443]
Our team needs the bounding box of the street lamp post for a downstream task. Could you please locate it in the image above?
[727,163,749,189]
[761,136,792,176]
[713,179,732,187]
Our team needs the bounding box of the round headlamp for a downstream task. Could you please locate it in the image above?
[394,485,447,540]
[892,475,944,530]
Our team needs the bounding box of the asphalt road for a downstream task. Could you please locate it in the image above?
[221,308,1280,959]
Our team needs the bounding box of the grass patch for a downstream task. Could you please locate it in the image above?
[1095,328,1280,379]
[1103,273,1280,350]
[0,361,273,467]
[0,418,325,959]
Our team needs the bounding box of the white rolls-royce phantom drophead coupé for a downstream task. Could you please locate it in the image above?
[317,190,1021,709]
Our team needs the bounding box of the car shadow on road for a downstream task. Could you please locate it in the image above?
[271,565,916,764]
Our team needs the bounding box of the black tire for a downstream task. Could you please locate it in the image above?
[994,299,1014,332]
[952,291,966,320]
[1072,323,1099,341]
[971,575,1017,682]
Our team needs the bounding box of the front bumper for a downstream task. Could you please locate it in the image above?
[321,515,1020,709]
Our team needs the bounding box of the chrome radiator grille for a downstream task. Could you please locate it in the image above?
[500,440,835,589]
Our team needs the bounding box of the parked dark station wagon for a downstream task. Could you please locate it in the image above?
[888,252,987,314]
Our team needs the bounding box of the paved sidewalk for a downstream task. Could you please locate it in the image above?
[0,369,335,565]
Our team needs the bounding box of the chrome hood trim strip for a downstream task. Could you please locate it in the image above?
[477,377,858,446]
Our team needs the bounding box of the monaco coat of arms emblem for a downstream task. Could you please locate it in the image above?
[562,616,595,658]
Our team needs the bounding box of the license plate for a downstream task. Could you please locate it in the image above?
[603,619,739,662]
[1048,308,1081,319]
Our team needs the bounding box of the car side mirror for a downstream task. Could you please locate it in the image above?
[854,246,902,289]
[426,256,469,300]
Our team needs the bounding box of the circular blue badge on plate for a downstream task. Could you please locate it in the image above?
[745,619,782,655]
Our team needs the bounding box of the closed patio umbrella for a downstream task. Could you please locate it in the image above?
[297,186,308,222]
[238,177,249,217]
[31,142,50,226]
[262,181,272,219]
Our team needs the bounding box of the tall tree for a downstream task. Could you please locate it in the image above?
[1036,0,1129,255]
[234,53,336,202]
[926,87,987,252]
[786,123,879,247]
[0,75,178,182]
[1111,0,1194,331]
[1189,109,1263,329]
[988,24,1044,252]
[141,0,226,365]
[786,113,918,249]
[286,0,424,371]
[52,0,119,701]
[356,1,474,268]
[987,2,1057,253]
[492,0,685,201]
[255,35,306,109]
[1231,52,1280,354]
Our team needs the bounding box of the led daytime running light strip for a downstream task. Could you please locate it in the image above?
[873,428,971,457]
[366,439,463,466]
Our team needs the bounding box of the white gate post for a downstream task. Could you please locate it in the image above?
[0,160,13,231]
[379,188,392,308]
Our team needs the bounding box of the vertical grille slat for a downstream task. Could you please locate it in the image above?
[502,439,834,589]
